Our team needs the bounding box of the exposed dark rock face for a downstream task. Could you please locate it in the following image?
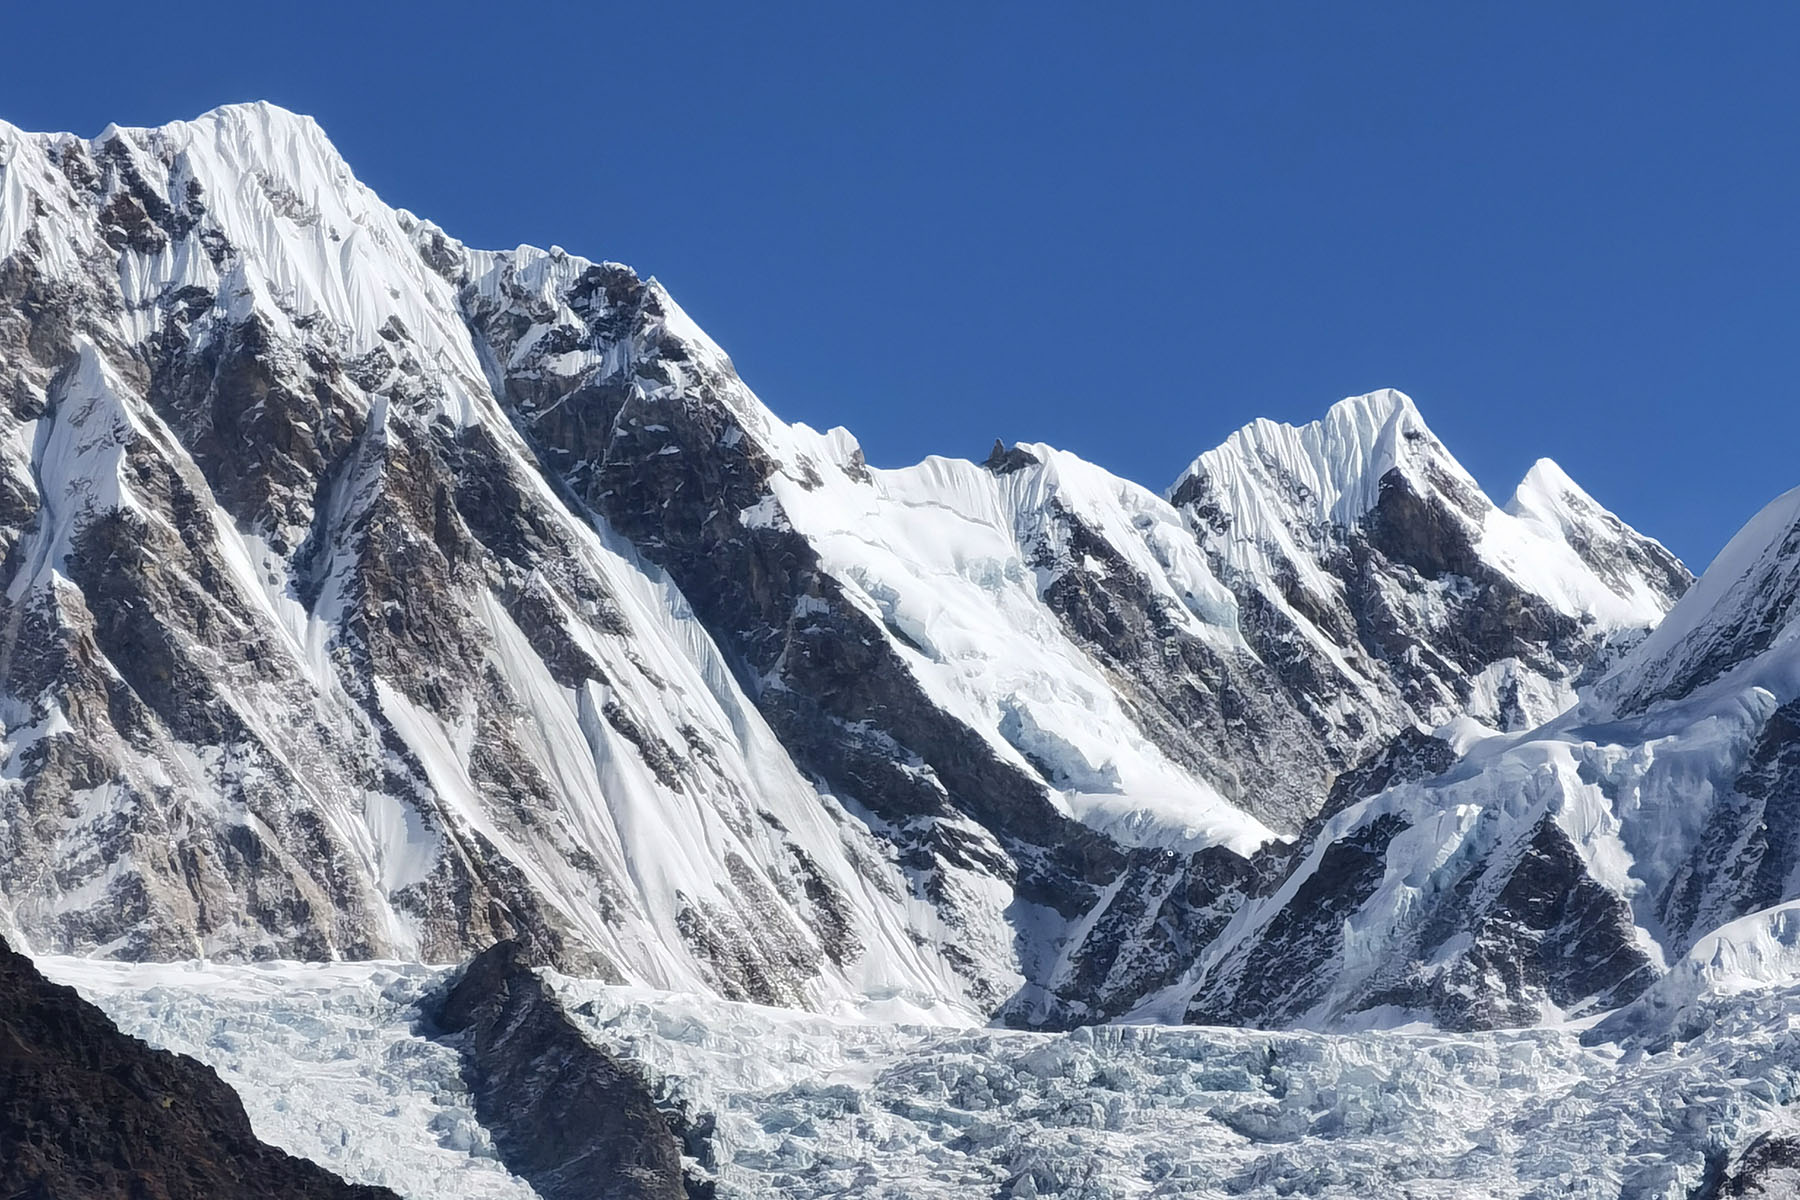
[1025,498,1334,832]
[1315,726,1457,830]
[0,935,396,1200]
[1699,1135,1800,1198]
[1023,842,1266,1025]
[1190,796,1657,1030]
[982,438,1040,475]
[421,940,700,1200]
[1357,816,1654,1030]
[1231,725,1458,933]
[1187,813,1410,1026]
[1356,472,1591,705]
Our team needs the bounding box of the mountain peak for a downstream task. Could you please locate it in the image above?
[1168,388,1475,544]
[95,99,322,143]
[193,99,315,127]
[1506,457,1605,523]
[1603,483,1800,712]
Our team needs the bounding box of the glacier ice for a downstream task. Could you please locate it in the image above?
[35,954,1800,1200]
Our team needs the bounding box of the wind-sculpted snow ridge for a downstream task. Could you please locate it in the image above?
[0,100,1695,1030]
[1167,480,1800,1034]
[37,953,1800,1200]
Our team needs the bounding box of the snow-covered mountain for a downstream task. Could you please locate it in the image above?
[0,103,1700,1030]
[1170,389,1687,781]
[1160,479,1800,1032]
[18,99,1800,1200]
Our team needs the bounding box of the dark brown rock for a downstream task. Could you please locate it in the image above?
[0,935,397,1200]
[422,940,701,1200]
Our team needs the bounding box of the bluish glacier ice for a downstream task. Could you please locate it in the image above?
[558,980,1800,1199]
[37,956,1800,1199]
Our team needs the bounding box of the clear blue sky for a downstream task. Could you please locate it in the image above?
[4,3,1794,567]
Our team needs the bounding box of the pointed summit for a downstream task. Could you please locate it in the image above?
[1169,389,1477,534]
[1167,389,1492,604]
[1506,457,1629,536]
[1505,457,1691,625]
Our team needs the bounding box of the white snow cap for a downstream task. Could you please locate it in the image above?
[1172,388,1455,529]
[1505,457,1601,530]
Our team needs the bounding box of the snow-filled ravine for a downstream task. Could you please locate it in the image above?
[37,955,1800,1199]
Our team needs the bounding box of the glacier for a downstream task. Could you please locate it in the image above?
[37,953,1800,1199]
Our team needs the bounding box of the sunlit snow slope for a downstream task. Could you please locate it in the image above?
[16,94,1800,1200]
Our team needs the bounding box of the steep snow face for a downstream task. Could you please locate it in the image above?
[41,953,1800,1200]
[1504,458,1693,625]
[1181,392,1680,631]
[424,234,1291,1022]
[765,439,1270,854]
[1599,483,1800,715]
[1604,901,1800,1048]
[1175,388,1441,561]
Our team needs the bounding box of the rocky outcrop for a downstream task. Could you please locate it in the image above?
[421,940,702,1200]
[1354,815,1655,1030]
[1186,813,1410,1026]
[1701,1135,1800,1198]
[1182,802,1657,1031]
[0,935,396,1200]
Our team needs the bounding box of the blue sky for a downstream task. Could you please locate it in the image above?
[4,3,1794,566]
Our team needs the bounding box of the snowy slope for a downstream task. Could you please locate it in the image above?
[0,102,982,1014]
[18,93,1800,1200]
[1159,480,1800,1032]
[764,437,1269,853]
[0,101,1694,1032]
[1169,390,1689,757]
[1598,482,1800,714]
